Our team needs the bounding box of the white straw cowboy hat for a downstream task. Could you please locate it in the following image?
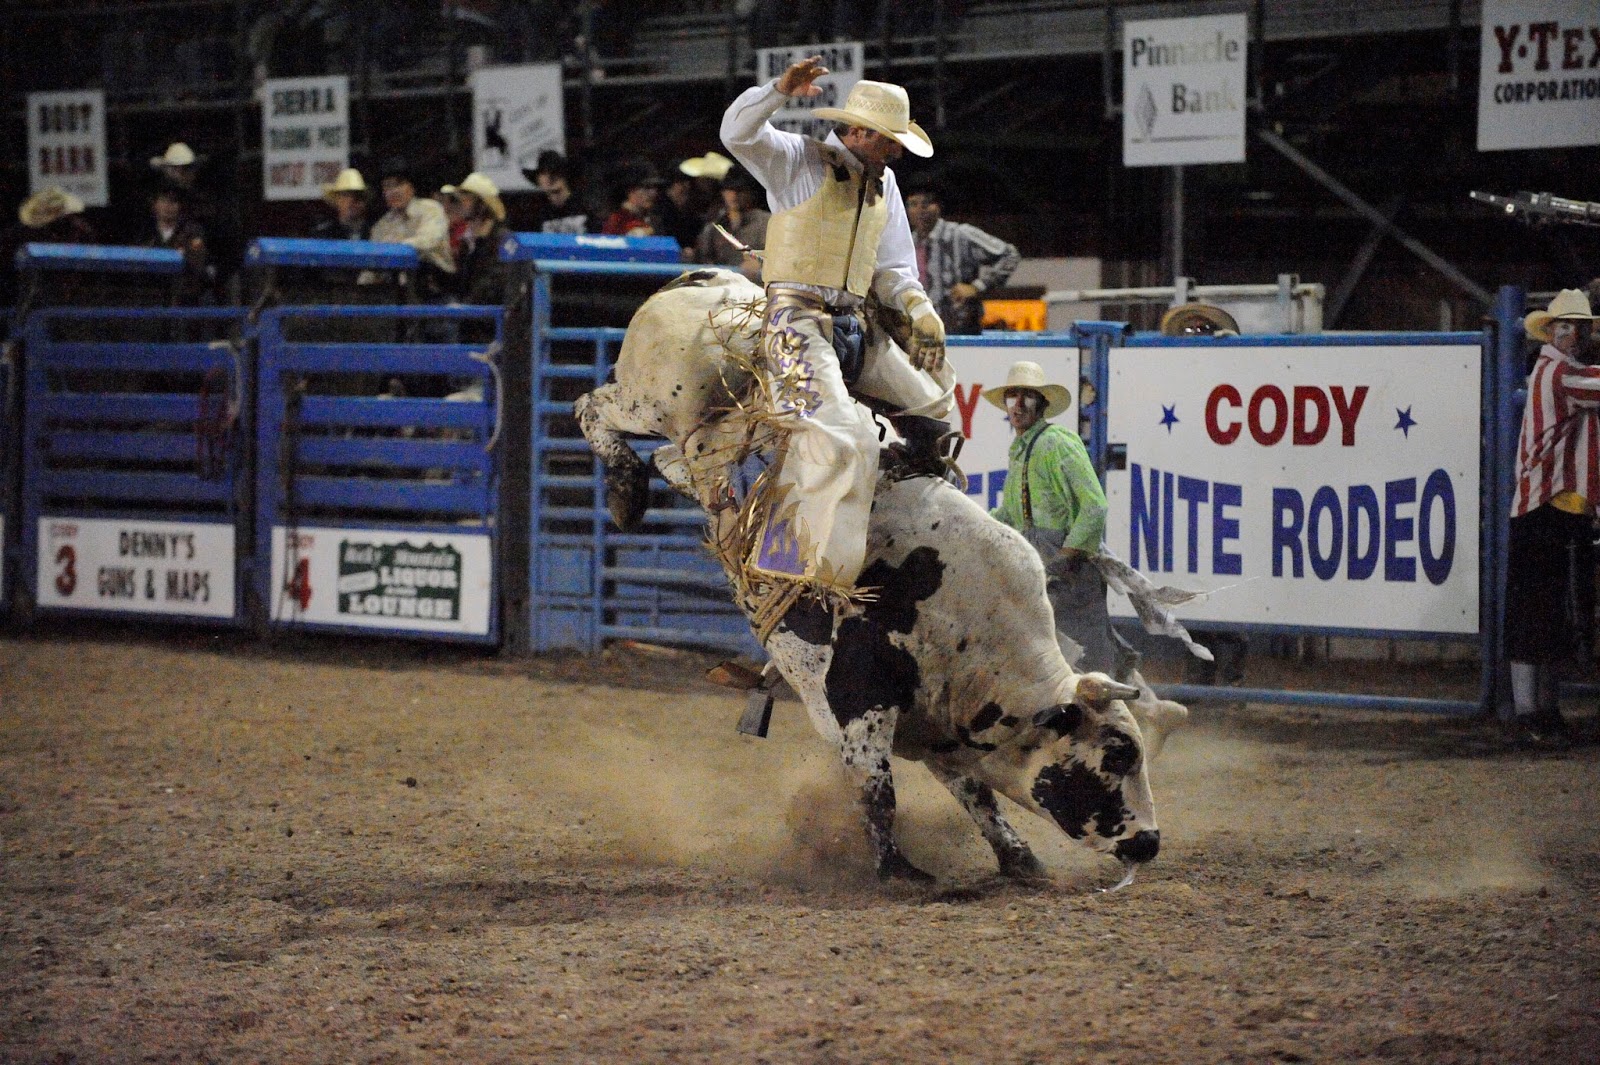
[149,142,198,169]
[1160,302,1240,337]
[1524,288,1597,343]
[982,361,1073,419]
[321,168,368,204]
[439,172,506,221]
[812,80,934,158]
[678,151,733,180]
[18,186,86,228]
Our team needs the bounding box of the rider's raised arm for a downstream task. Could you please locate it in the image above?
[721,81,811,203]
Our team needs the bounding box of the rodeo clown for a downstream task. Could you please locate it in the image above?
[720,55,959,599]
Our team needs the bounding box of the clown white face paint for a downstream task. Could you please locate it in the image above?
[1005,389,1043,435]
[1551,320,1592,359]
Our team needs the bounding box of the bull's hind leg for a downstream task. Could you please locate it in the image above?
[574,384,660,532]
[767,630,935,884]
[925,764,1047,881]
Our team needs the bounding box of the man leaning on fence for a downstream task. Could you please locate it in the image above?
[719,54,958,597]
[1502,288,1600,750]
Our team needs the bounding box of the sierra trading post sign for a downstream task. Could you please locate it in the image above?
[1477,0,1600,151]
[262,75,349,201]
[1103,343,1481,635]
[753,42,864,139]
[1123,13,1247,167]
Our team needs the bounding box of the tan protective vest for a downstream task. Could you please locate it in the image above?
[762,157,889,298]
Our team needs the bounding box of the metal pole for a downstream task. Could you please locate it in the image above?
[1170,165,1184,282]
[933,1,947,131]
[1257,128,1493,305]
[580,1,596,149]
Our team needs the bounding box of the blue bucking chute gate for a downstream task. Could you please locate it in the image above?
[0,238,1543,718]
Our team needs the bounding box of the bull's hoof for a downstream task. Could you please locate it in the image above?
[604,462,650,532]
[997,849,1048,882]
[877,852,936,884]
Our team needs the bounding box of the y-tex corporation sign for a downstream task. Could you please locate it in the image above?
[1123,13,1247,167]
[1477,0,1600,151]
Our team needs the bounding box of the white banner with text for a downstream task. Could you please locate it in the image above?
[471,63,566,193]
[1477,0,1600,151]
[262,75,350,202]
[753,42,865,140]
[1122,13,1248,167]
[28,90,108,206]
[1103,344,1481,634]
[36,517,236,618]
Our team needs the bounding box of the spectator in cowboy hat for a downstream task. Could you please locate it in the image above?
[1502,288,1600,748]
[138,184,211,304]
[694,165,768,280]
[983,360,1130,678]
[521,149,598,234]
[370,156,455,296]
[310,168,370,241]
[601,160,663,237]
[149,141,202,188]
[3,187,97,306]
[441,172,511,306]
[1160,302,1240,337]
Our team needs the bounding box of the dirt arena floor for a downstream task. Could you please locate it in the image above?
[2,626,1598,1064]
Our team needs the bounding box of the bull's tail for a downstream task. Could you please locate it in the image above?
[574,386,652,533]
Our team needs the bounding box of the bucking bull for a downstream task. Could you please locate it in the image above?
[575,269,1194,888]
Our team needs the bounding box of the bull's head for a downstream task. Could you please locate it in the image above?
[980,673,1161,868]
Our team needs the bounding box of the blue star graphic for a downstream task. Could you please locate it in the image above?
[1159,404,1180,432]
[1395,406,1417,437]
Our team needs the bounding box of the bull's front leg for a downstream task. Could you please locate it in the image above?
[574,384,656,532]
[838,706,934,884]
[925,763,1047,881]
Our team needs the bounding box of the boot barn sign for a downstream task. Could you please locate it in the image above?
[1122,13,1247,167]
[1477,0,1600,151]
[1103,342,1482,636]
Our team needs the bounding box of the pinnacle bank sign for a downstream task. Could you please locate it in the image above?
[1123,14,1248,167]
[1477,0,1600,151]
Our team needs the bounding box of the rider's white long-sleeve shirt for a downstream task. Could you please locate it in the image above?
[720,79,923,309]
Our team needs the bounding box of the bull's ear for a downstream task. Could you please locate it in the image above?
[1032,703,1085,736]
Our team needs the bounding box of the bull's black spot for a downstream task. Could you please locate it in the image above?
[1032,703,1085,737]
[954,724,998,752]
[1031,762,1128,841]
[929,740,961,754]
[930,521,940,531]
[821,547,943,726]
[999,715,1019,728]
[956,637,968,652]
[779,596,834,647]
[971,702,1004,733]
[1099,729,1140,777]
[660,268,724,292]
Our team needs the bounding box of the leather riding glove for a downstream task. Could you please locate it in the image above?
[900,291,946,372]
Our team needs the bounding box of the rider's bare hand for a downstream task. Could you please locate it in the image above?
[776,55,829,97]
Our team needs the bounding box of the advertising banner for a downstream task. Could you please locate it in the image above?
[1122,13,1248,167]
[753,42,865,140]
[36,518,237,619]
[262,75,350,202]
[946,343,1083,512]
[27,90,108,206]
[471,63,565,193]
[1103,344,1481,635]
[269,526,493,636]
[1477,0,1600,151]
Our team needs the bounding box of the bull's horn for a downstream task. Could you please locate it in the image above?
[1076,674,1140,704]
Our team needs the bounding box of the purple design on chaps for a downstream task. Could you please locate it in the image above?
[755,513,805,576]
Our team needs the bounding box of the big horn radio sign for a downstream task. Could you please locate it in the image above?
[1103,342,1482,635]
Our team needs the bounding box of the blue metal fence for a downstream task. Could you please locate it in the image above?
[254,304,503,643]
[1,313,14,615]
[19,305,251,624]
[521,257,760,656]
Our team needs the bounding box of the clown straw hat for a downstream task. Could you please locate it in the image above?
[439,172,505,221]
[812,81,933,158]
[1524,289,1596,343]
[321,168,368,204]
[19,186,86,228]
[1160,302,1240,337]
[981,361,1072,418]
